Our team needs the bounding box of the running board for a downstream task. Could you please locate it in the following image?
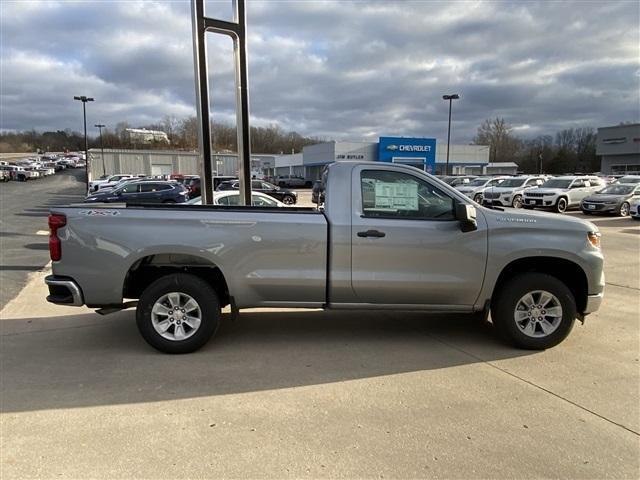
[95,301,138,316]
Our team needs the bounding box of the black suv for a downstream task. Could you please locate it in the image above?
[85,181,189,204]
[217,179,298,205]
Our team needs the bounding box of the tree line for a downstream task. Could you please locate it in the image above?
[473,118,600,174]
[0,115,321,156]
[1,114,609,173]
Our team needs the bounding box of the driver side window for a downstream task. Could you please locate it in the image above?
[361,170,455,220]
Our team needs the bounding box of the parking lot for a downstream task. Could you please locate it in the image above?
[1,173,639,478]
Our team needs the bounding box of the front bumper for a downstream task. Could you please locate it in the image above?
[45,275,84,306]
[583,293,603,314]
[581,202,618,213]
[524,196,557,208]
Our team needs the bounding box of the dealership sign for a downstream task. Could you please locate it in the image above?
[378,137,437,172]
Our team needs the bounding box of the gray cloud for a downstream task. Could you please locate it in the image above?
[1,0,638,144]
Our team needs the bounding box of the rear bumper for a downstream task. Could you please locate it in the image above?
[44,275,84,306]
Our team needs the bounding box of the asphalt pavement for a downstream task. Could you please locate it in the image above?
[0,168,86,308]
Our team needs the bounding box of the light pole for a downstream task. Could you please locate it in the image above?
[73,95,94,187]
[94,124,106,176]
[442,93,460,176]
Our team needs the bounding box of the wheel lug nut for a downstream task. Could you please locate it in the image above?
[170,317,174,321]
[538,316,543,321]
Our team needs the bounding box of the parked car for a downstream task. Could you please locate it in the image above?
[629,196,640,220]
[523,176,606,213]
[0,165,37,181]
[441,175,478,187]
[45,161,604,354]
[89,174,136,192]
[482,176,546,208]
[186,191,286,207]
[615,175,640,185]
[580,183,640,216]
[0,170,10,182]
[84,181,189,204]
[455,176,509,203]
[186,176,237,198]
[276,175,311,188]
[217,179,298,205]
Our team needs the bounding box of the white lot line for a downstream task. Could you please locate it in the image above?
[36,230,49,236]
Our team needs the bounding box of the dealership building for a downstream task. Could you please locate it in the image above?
[597,123,640,174]
[274,137,493,179]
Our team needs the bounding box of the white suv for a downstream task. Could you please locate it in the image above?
[523,176,605,213]
[455,176,509,203]
[482,176,546,208]
[89,174,135,192]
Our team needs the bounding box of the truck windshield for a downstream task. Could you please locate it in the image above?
[541,179,572,189]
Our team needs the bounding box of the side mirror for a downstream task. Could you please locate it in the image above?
[455,203,478,232]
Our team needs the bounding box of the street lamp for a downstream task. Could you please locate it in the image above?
[94,124,106,176]
[442,93,460,176]
[73,95,94,187]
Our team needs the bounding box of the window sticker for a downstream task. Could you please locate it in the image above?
[373,181,419,211]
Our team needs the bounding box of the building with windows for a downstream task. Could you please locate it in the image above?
[274,138,491,179]
[597,123,640,174]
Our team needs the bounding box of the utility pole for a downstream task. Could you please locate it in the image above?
[95,124,106,175]
[442,94,460,176]
[73,95,94,187]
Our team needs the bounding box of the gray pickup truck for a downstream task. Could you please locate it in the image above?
[45,161,604,353]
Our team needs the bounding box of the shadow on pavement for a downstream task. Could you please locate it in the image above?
[0,265,46,271]
[1,309,532,413]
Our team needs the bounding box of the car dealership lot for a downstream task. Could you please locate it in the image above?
[1,181,638,478]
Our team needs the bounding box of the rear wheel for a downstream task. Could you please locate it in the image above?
[136,273,220,354]
[619,202,630,217]
[555,197,567,213]
[491,273,576,350]
[473,193,483,204]
[282,195,295,205]
[512,195,523,208]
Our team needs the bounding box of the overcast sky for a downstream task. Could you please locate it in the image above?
[1,0,639,143]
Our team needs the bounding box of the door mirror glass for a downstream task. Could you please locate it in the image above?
[455,203,478,232]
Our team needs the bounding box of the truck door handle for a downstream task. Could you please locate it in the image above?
[357,229,386,238]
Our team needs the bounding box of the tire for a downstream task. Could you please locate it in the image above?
[136,273,221,354]
[555,197,567,213]
[282,195,295,205]
[511,195,523,209]
[618,202,630,217]
[491,273,576,350]
[473,193,483,204]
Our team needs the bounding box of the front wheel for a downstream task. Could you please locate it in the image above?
[555,197,567,213]
[491,273,576,350]
[473,193,483,204]
[512,195,523,208]
[619,202,630,217]
[136,273,221,354]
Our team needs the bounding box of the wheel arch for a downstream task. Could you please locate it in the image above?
[492,256,588,314]
[123,253,231,307]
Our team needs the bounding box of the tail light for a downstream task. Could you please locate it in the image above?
[48,213,66,261]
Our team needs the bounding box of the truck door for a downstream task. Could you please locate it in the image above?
[350,166,488,307]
